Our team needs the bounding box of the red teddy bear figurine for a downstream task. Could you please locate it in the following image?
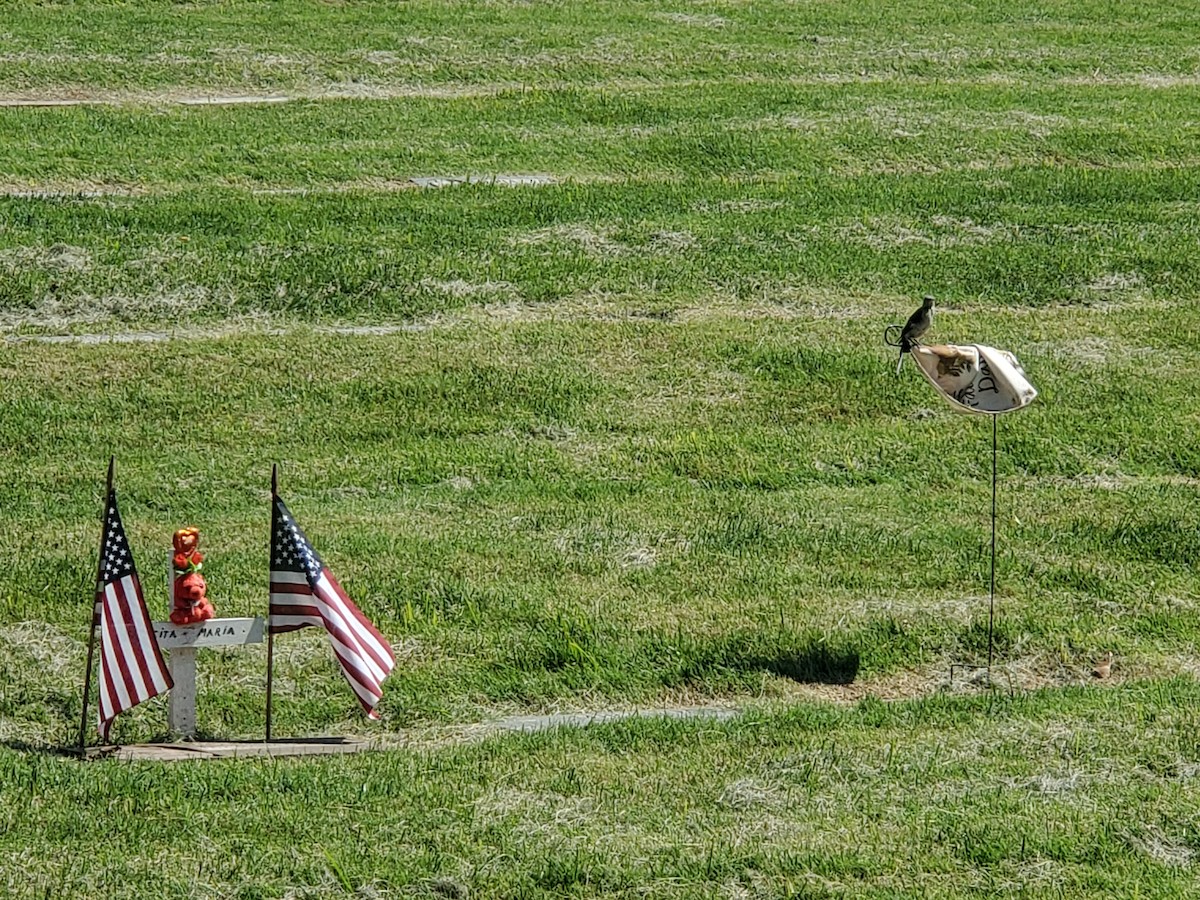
[170,527,215,626]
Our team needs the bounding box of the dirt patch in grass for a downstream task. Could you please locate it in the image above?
[409,173,558,188]
[0,174,559,198]
[1079,271,1146,297]
[1026,335,1161,368]
[0,621,84,681]
[0,614,1164,752]
[0,84,498,107]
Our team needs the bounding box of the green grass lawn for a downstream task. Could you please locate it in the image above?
[5,684,1200,897]
[1,1,1199,896]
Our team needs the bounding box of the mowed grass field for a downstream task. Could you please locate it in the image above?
[2,1,1200,896]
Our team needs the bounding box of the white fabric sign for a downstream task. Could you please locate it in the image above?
[911,344,1037,415]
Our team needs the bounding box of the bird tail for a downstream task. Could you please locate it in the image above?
[895,349,905,376]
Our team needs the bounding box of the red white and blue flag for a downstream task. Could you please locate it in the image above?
[268,496,395,717]
[96,489,172,740]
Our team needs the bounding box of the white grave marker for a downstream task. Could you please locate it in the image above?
[151,617,265,738]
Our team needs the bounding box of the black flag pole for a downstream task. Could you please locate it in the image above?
[79,456,114,758]
[987,414,998,680]
[266,463,277,742]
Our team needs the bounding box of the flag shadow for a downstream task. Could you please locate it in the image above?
[1,739,82,758]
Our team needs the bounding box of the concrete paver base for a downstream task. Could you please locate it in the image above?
[98,738,374,762]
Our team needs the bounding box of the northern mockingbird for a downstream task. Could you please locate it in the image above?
[895,295,935,375]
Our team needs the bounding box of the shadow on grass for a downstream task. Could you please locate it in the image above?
[480,617,922,703]
[0,738,82,758]
[670,630,864,688]
[754,644,860,684]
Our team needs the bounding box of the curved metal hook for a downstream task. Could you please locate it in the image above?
[883,323,904,348]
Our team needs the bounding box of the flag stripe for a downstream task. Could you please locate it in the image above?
[95,490,172,740]
[268,579,321,632]
[330,651,384,712]
[323,573,393,672]
[313,574,391,680]
[117,575,163,696]
[103,581,142,707]
[99,619,132,721]
[271,571,311,587]
[269,604,321,621]
[272,571,392,676]
[99,574,172,737]
[329,643,383,698]
[114,576,159,697]
[271,582,390,685]
[298,579,389,682]
[98,652,121,741]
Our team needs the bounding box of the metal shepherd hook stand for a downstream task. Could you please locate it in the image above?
[988,413,997,674]
[886,324,1036,685]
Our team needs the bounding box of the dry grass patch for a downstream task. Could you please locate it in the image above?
[1081,271,1146,294]
[673,289,880,321]
[653,12,731,28]
[419,277,520,300]
[0,243,93,273]
[0,621,84,683]
[1059,73,1200,88]
[829,215,1016,250]
[0,284,228,329]
[692,198,786,214]
[510,223,698,258]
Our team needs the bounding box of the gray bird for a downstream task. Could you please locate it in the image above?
[895,295,935,375]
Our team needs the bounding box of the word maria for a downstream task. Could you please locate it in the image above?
[155,623,241,641]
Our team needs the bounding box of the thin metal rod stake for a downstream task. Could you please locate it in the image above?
[79,456,114,757]
[78,624,98,757]
[266,463,278,741]
[265,632,275,742]
[987,415,998,680]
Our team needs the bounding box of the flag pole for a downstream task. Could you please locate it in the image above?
[987,415,998,681]
[79,456,114,758]
[265,463,277,742]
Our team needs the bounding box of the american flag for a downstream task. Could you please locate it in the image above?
[269,496,395,718]
[96,489,172,740]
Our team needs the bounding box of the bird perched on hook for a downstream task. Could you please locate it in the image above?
[895,295,935,375]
